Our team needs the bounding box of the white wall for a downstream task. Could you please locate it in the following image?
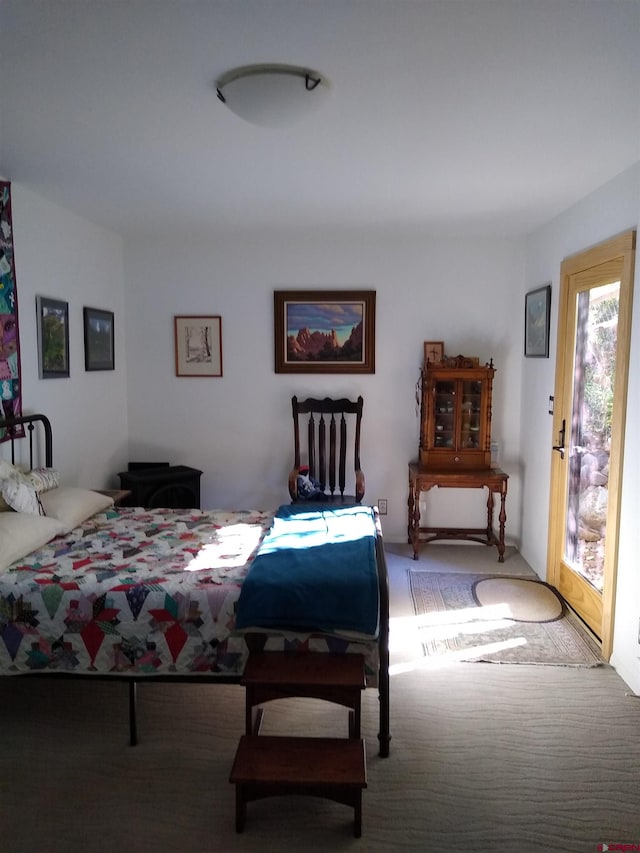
[123,229,525,543]
[521,162,640,693]
[7,182,129,486]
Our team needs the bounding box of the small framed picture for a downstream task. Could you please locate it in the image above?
[83,307,115,371]
[524,284,551,358]
[174,315,223,377]
[36,295,69,379]
[424,341,444,365]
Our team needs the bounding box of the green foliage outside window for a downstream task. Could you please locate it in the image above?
[583,296,618,444]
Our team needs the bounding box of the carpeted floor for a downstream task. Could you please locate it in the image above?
[1,543,639,853]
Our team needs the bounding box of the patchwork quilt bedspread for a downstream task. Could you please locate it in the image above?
[0,506,381,680]
[0,507,274,676]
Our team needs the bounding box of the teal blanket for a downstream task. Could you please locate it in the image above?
[236,504,379,636]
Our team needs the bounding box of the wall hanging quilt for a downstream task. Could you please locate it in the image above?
[0,181,22,441]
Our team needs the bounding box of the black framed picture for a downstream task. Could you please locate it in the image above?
[36,295,70,379]
[83,307,114,371]
[524,284,551,358]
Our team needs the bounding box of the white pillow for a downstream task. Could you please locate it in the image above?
[39,487,114,533]
[0,512,66,571]
[0,459,43,515]
[28,467,60,494]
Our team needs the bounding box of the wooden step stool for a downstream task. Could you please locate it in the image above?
[230,652,368,835]
[230,735,367,837]
[241,651,366,737]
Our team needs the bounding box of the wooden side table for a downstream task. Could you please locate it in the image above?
[408,462,509,562]
[94,489,132,507]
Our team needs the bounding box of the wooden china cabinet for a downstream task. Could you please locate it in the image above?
[419,355,495,469]
[409,354,508,561]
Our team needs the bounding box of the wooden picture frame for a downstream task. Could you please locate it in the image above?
[174,315,223,377]
[36,295,69,379]
[274,290,376,374]
[424,341,444,365]
[525,284,551,358]
[83,307,114,371]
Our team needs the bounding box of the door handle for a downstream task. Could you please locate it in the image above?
[552,418,566,460]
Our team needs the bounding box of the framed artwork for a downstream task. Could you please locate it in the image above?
[424,341,444,365]
[525,284,551,358]
[83,307,114,371]
[274,290,376,374]
[174,315,223,377]
[36,296,69,379]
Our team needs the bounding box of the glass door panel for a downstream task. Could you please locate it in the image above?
[564,281,619,593]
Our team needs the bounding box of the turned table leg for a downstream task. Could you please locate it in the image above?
[497,488,507,562]
[485,488,494,541]
[407,475,415,546]
[408,474,421,560]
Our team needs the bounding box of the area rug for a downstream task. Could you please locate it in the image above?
[408,571,603,666]
[472,576,563,622]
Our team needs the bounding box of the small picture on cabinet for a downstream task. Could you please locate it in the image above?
[524,284,551,358]
[424,341,444,365]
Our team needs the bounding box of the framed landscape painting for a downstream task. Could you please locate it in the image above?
[36,295,69,379]
[274,290,376,374]
[174,315,223,377]
[83,307,114,371]
[524,284,551,358]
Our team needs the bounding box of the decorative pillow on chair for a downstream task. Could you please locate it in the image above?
[0,459,44,515]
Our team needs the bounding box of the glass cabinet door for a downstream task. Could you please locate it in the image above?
[433,380,456,448]
[460,380,483,449]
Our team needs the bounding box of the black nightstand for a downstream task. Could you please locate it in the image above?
[117,466,202,509]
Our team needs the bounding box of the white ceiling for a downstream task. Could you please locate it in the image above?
[1,0,639,239]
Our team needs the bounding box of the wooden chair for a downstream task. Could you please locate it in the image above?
[288,396,365,504]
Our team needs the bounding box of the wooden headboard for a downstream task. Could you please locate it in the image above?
[0,413,53,469]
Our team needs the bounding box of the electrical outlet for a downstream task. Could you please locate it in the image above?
[378,498,387,515]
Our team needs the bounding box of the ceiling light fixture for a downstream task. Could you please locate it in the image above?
[216,64,330,127]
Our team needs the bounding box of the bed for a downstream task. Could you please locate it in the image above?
[0,413,390,756]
